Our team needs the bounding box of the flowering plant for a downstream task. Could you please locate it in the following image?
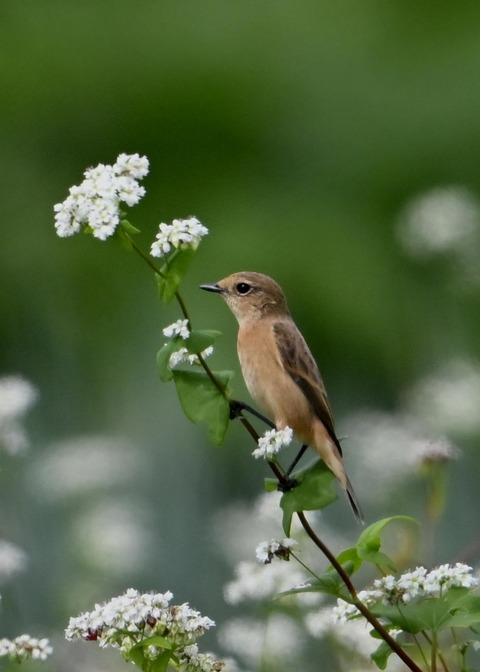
[53,154,480,672]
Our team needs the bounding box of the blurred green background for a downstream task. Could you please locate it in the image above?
[2,2,480,670]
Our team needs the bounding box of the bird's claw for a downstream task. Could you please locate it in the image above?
[277,477,298,493]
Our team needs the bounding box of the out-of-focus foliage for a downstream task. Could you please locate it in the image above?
[2,2,480,670]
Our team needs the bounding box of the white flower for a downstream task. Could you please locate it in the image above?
[0,635,52,662]
[169,346,214,369]
[113,153,150,179]
[255,538,297,564]
[150,217,208,257]
[252,426,293,459]
[65,588,221,666]
[54,153,149,240]
[0,376,38,454]
[397,186,480,258]
[0,540,28,582]
[163,319,190,340]
[335,564,478,624]
[224,559,306,605]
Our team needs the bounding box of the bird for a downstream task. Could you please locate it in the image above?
[200,271,363,523]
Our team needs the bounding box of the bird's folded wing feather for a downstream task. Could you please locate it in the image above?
[273,321,343,455]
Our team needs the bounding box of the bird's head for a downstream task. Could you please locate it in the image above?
[200,272,290,323]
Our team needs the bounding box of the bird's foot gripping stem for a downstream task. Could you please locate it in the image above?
[228,399,276,428]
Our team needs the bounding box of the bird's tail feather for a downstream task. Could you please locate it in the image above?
[345,477,364,524]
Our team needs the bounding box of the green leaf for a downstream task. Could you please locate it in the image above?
[371,587,479,635]
[280,460,337,536]
[149,650,174,672]
[172,369,233,445]
[335,547,364,575]
[280,566,351,599]
[128,636,173,672]
[356,516,418,572]
[156,341,180,381]
[119,219,141,236]
[370,639,395,670]
[157,330,222,382]
[157,248,196,303]
[131,635,173,651]
[184,329,222,353]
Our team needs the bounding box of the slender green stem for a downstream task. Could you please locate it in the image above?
[290,551,323,582]
[297,511,424,672]
[127,235,167,279]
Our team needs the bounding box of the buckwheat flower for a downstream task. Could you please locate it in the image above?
[113,153,150,179]
[54,153,149,240]
[423,563,477,594]
[0,540,28,582]
[179,643,225,671]
[332,590,377,624]
[0,375,38,454]
[0,635,52,662]
[163,319,190,340]
[224,559,307,605]
[150,216,208,257]
[66,588,221,668]
[255,538,297,564]
[169,346,214,369]
[252,426,293,459]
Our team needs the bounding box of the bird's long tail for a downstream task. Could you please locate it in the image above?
[345,476,364,524]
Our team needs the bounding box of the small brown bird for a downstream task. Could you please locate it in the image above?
[201,271,363,522]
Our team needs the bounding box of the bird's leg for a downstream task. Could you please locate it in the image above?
[229,399,276,428]
[229,400,300,493]
[285,444,308,477]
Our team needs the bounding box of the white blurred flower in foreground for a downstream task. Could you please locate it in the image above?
[218,614,304,670]
[54,153,149,240]
[29,436,139,501]
[0,540,28,582]
[150,216,208,257]
[342,410,460,500]
[224,559,306,605]
[397,186,480,258]
[0,375,38,454]
[306,610,404,672]
[0,635,52,662]
[71,499,151,576]
[66,588,224,671]
[406,358,480,436]
[252,426,293,459]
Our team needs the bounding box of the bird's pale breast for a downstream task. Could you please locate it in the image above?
[237,321,314,443]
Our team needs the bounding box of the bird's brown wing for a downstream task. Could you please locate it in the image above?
[273,320,343,454]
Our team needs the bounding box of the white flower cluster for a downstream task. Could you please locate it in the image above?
[333,563,478,624]
[0,375,38,455]
[162,319,214,369]
[224,559,307,606]
[252,426,293,459]
[255,538,297,564]
[0,635,52,662]
[65,588,223,671]
[150,217,208,257]
[54,153,149,240]
[163,319,191,340]
[169,346,214,369]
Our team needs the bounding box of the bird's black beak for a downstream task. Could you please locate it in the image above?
[200,283,224,294]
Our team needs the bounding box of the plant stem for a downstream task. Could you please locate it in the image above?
[297,511,424,672]
[128,235,423,672]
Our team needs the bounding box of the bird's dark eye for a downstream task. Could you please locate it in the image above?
[236,282,252,295]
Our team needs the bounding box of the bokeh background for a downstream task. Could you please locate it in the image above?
[2,2,480,670]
